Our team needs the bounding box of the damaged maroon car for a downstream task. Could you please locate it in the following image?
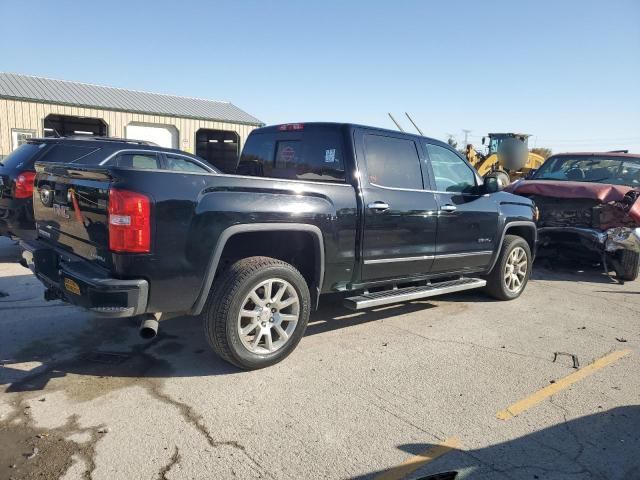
[506,152,640,281]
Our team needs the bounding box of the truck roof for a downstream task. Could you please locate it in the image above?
[254,122,452,149]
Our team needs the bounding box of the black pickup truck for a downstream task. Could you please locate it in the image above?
[21,123,537,369]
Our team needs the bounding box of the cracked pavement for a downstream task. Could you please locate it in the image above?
[0,237,638,479]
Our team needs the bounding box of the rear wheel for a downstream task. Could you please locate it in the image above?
[202,256,310,370]
[484,235,532,300]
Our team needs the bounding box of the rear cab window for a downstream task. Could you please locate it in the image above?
[238,125,346,182]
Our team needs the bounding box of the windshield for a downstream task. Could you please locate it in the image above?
[532,155,640,187]
[488,137,503,155]
[0,142,47,169]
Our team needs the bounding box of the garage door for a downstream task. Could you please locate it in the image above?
[126,123,178,149]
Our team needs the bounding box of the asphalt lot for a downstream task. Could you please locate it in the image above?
[0,236,638,480]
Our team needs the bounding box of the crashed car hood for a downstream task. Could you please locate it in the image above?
[506,180,640,223]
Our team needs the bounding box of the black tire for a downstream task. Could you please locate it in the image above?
[615,250,639,282]
[202,256,310,370]
[483,235,532,300]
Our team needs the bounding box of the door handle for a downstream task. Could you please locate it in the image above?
[440,204,457,212]
[368,201,390,211]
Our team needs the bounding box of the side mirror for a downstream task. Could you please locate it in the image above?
[482,173,507,193]
[525,169,537,179]
[483,176,500,193]
[482,136,486,145]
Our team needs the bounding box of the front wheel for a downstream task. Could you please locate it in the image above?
[202,256,310,370]
[614,250,639,282]
[483,235,532,300]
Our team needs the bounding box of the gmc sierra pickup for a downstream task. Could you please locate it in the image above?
[21,123,537,369]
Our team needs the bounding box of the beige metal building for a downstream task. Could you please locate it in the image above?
[0,73,263,171]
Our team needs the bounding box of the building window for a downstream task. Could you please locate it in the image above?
[195,129,240,172]
[11,129,36,151]
[43,114,107,138]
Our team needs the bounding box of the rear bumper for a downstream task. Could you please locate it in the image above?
[21,238,149,318]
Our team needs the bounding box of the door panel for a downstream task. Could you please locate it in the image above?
[357,130,438,281]
[423,142,499,273]
[432,192,498,272]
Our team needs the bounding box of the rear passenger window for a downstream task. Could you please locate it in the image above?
[364,134,423,190]
[237,128,345,182]
[165,155,210,173]
[115,153,160,169]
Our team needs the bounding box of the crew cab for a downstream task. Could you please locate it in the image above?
[21,123,537,369]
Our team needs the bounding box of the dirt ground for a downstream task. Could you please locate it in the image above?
[0,237,638,480]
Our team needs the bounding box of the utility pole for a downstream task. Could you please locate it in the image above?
[462,129,471,148]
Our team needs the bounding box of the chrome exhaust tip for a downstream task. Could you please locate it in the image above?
[139,317,159,339]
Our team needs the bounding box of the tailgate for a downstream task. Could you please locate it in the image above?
[33,162,112,265]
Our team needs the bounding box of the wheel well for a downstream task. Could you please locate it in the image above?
[215,230,321,302]
[504,225,536,252]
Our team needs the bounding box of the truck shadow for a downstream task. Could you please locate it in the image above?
[531,254,620,284]
[1,283,448,392]
[351,406,639,479]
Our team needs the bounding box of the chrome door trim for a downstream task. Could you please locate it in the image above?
[364,255,435,265]
[364,250,492,265]
[435,250,493,259]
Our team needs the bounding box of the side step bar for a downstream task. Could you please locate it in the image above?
[343,277,486,310]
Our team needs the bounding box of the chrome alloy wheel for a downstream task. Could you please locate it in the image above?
[237,278,300,354]
[504,246,528,293]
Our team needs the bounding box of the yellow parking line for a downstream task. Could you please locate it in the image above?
[497,349,632,420]
[374,437,461,480]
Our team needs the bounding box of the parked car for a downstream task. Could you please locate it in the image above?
[506,152,640,281]
[21,123,537,369]
[1,137,211,239]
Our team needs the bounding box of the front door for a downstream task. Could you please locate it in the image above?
[423,142,499,273]
[356,130,438,281]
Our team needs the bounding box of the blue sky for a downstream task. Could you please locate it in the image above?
[1,0,638,153]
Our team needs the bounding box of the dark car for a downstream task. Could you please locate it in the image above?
[21,122,537,369]
[0,136,213,239]
[507,152,640,281]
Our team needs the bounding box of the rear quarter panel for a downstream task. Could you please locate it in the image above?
[109,170,358,313]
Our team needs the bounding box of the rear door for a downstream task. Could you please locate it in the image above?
[355,129,438,281]
[423,142,499,273]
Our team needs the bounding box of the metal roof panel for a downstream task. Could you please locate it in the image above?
[0,72,263,125]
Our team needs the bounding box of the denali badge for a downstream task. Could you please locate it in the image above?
[53,204,70,219]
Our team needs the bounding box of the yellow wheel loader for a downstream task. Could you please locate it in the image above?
[466,133,545,182]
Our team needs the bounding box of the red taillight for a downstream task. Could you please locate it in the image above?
[108,188,151,253]
[14,171,37,199]
[277,123,304,131]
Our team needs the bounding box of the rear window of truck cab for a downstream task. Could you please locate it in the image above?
[237,127,346,182]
